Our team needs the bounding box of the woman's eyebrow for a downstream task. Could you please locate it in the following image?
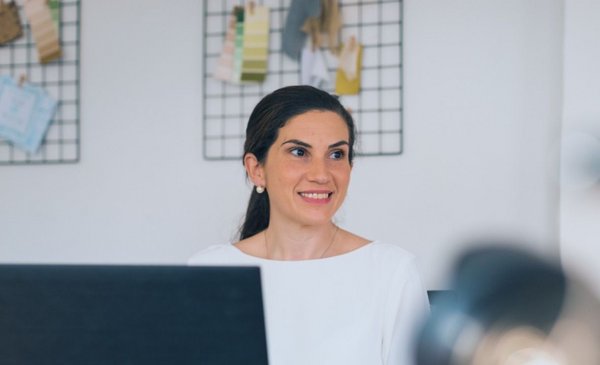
[281,139,349,149]
[281,139,311,148]
[329,141,349,148]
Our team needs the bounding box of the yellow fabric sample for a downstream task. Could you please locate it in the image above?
[335,40,362,95]
[240,3,269,83]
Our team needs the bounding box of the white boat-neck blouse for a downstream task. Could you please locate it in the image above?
[188,241,429,365]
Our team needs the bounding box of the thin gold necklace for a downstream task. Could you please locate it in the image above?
[264,225,340,260]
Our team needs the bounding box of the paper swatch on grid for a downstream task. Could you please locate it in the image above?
[0,75,58,153]
[240,4,269,82]
[24,0,62,63]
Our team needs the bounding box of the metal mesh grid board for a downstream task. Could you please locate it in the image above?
[0,0,81,165]
[203,0,403,160]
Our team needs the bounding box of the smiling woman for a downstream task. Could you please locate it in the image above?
[244,110,352,255]
[189,85,429,365]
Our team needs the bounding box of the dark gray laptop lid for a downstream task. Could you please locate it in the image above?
[0,264,268,365]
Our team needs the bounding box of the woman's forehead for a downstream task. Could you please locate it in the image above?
[277,111,349,141]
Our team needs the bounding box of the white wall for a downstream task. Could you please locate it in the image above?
[0,0,564,289]
[560,0,600,297]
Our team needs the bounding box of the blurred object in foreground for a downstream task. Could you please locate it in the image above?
[416,245,600,365]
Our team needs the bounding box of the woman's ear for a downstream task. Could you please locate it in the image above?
[244,153,265,187]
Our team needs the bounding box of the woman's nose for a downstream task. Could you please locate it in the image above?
[306,158,330,184]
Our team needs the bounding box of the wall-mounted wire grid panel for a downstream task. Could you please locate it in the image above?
[203,0,403,160]
[0,0,81,165]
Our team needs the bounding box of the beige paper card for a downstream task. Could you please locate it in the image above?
[23,0,61,63]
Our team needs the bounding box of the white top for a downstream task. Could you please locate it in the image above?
[188,241,429,365]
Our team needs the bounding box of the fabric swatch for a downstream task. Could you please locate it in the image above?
[0,75,58,153]
[282,0,320,60]
[232,6,245,82]
[49,0,60,28]
[335,37,362,95]
[0,1,23,45]
[240,3,269,82]
[23,0,62,64]
[301,40,329,89]
[302,0,342,55]
[213,6,240,83]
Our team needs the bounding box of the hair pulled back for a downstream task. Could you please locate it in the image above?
[239,85,356,240]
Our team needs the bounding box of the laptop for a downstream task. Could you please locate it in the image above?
[0,264,269,365]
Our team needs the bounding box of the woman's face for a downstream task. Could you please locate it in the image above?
[253,110,352,228]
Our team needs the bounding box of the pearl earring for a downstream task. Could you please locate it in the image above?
[256,186,265,194]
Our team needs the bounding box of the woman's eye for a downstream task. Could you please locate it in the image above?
[330,150,345,160]
[290,147,306,157]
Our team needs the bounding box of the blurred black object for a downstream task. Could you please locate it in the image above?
[417,246,600,365]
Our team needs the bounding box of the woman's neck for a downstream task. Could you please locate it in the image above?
[263,221,339,260]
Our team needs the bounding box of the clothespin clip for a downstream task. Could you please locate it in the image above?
[18,74,27,87]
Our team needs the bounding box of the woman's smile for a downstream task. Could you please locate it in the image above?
[298,190,334,204]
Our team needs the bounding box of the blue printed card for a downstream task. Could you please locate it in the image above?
[0,75,57,153]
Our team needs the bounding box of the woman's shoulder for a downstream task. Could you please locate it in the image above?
[368,241,417,261]
[187,243,238,265]
[360,242,424,292]
[363,241,420,276]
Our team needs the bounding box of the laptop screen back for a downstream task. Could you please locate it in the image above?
[0,264,268,365]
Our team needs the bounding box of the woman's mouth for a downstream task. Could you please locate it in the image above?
[300,192,331,199]
[298,191,333,204]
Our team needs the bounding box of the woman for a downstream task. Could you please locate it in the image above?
[189,85,429,365]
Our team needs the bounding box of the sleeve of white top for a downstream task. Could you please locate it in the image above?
[383,258,430,365]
